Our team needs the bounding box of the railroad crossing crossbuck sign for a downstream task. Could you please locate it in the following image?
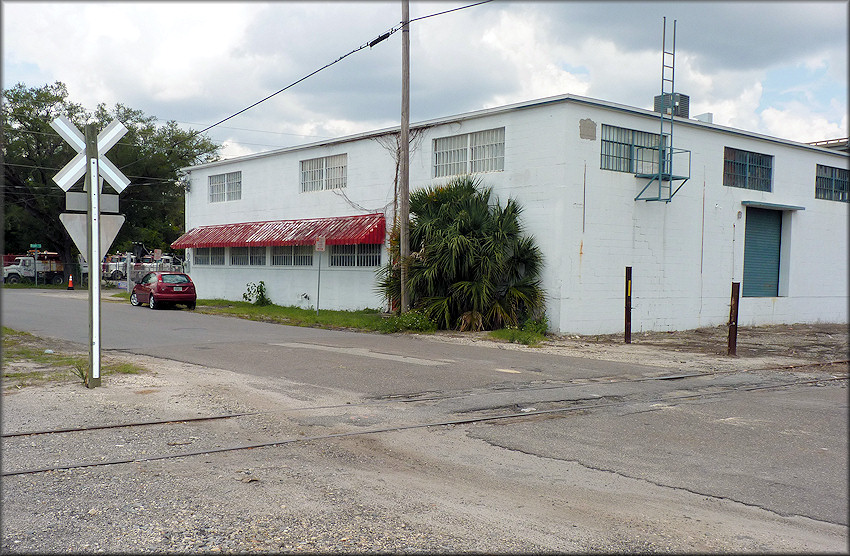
[50,116,129,257]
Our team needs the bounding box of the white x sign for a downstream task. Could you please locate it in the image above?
[50,116,131,193]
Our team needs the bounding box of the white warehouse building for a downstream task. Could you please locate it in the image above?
[173,93,849,334]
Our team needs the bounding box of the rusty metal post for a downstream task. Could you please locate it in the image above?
[625,266,632,344]
[727,281,740,356]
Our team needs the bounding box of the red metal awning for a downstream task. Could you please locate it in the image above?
[171,213,385,249]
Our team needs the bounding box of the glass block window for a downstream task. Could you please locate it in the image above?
[329,244,382,267]
[300,154,347,192]
[230,247,249,266]
[815,164,848,202]
[600,125,663,174]
[209,247,225,265]
[470,128,506,173]
[723,147,773,191]
[249,246,266,266]
[208,171,241,202]
[434,128,505,178]
[194,247,210,265]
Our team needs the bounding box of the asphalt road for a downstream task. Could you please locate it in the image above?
[3,288,848,551]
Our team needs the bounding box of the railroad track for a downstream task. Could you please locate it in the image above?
[3,362,846,477]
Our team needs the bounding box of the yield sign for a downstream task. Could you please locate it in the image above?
[59,213,126,262]
[50,116,131,192]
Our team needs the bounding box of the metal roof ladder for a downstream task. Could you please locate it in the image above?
[635,17,690,202]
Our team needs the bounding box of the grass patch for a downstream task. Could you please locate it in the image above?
[2,327,147,389]
[2,282,71,289]
[489,328,546,347]
[195,299,394,332]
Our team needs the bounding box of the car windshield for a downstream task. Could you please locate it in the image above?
[161,274,190,284]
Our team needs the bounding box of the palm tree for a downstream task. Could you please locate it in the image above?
[377,175,545,330]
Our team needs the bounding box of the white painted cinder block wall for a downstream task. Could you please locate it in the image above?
[181,97,848,334]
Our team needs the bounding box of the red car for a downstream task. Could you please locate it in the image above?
[130,272,196,310]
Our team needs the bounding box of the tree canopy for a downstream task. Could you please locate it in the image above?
[378,175,546,330]
[2,81,219,265]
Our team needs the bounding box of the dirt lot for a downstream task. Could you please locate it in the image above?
[430,322,849,376]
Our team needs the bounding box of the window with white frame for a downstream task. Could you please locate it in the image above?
[230,247,249,266]
[210,247,225,265]
[600,124,663,174]
[356,243,382,266]
[270,245,313,266]
[815,164,848,202]
[723,147,773,192]
[433,128,505,178]
[249,246,266,265]
[329,244,382,267]
[293,245,313,265]
[271,245,292,266]
[300,154,347,192]
[194,247,210,265]
[208,171,241,203]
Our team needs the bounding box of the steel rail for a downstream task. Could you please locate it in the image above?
[3,375,845,477]
[4,359,846,439]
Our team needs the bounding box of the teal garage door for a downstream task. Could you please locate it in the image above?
[742,207,782,297]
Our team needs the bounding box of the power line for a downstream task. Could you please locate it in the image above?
[154,119,333,140]
[5,1,496,173]
[2,162,177,184]
[168,1,495,147]
[409,0,493,23]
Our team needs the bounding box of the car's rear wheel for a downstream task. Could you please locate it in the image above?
[148,295,158,310]
[130,292,141,306]
[186,301,196,310]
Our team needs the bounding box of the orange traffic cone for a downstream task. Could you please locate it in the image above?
[67,275,74,290]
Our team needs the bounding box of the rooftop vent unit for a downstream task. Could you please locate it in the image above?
[654,93,689,118]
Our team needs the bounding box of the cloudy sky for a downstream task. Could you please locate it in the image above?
[3,1,847,159]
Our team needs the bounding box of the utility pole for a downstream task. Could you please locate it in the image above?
[399,0,410,312]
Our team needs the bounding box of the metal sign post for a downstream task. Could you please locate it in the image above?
[86,125,102,387]
[30,244,40,286]
[315,237,326,317]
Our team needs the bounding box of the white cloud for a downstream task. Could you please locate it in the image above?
[2,1,846,153]
[479,9,590,108]
[760,102,847,143]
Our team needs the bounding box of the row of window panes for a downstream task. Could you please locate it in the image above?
[815,164,848,202]
[328,244,382,267]
[208,171,242,203]
[600,125,663,174]
[193,247,226,265]
[193,244,381,267]
[433,128,505,178]
[723,147,772,192]
[300,154,347,193]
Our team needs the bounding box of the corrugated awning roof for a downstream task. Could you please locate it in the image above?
[171,213,385,249]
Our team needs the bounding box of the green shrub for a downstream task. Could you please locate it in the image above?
[490,327,545,346]
[521,316,548,335]
[379,310,437,333]
[243,281,272,306]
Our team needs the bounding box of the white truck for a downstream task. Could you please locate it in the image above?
[103,252,183,281]
[3,252,89,285]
